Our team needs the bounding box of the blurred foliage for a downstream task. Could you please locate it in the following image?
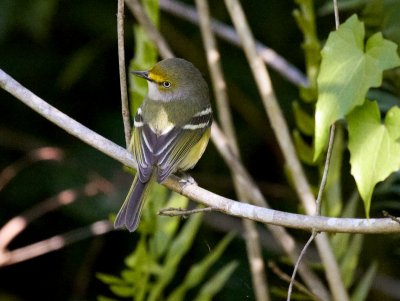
[98,186,236,301]
[1,0,400,301]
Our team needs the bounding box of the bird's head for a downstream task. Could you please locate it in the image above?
[132,58,208,102]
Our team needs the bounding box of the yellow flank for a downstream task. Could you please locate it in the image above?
[179,127,211,171]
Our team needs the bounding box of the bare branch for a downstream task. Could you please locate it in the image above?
[0,176,113,253]
[117,0,131,148]
[2,69,400,234]
[0,221,113,267]
[195,1,269,300]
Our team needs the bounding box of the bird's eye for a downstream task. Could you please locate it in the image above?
[162,81,171,88]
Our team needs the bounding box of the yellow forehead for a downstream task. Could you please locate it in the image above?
[148,69,167,83]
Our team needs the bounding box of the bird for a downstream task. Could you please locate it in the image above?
[114,58,213,232]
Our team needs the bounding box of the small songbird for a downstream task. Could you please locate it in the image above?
[114,58,213,232]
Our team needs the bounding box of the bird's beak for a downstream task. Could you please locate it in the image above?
[132,70,150,81]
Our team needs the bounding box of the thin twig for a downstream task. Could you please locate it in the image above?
[333,0,340,30]
[268,261,321,301]
[288,120,337,300]
[2,69,400,233]
[125,0,174,59]
[382,211,400,225]
[159,0,308,87]
[0,221,113,267]
[158,207,215,217]
[117,0,131,148]
[287,232,318,301]
[0,176,113,252]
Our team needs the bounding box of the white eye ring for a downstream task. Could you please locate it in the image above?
[162,81,171,88]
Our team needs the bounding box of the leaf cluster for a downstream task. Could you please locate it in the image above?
[97,185,237,301]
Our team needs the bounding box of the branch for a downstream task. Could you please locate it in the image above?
[195,1,269,299]
[1,69,400,232]
[0,221,113,267]
[0,174,113,266]
[117,0,131,147]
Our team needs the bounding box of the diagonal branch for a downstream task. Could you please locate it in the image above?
[2,70,400,234]
[195,1,269,300]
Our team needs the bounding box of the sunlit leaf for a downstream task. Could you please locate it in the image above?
[348,100,400,216]
[293,101,314,136]
[314,14,400,159]
[322,125,344,217]
[293,130,314,165]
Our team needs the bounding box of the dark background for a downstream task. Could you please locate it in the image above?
[1,0,400,300]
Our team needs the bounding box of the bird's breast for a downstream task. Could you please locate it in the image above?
[148,106,175,135]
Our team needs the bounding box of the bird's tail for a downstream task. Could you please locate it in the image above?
[114,175,152,232]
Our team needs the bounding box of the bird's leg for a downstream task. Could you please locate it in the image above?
[175,171,197,186]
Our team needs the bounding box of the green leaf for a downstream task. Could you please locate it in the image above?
[293,130,315,165]
[150,192,188,259]
[166,233,235,301]
[148,211,204,301]
[96,273,125,285]
[109,285,134,298]
[293,101,315,136]
[348,100,400,216]
[193,261,238,301]
[350,262,378,301]
[314,14,400,159]
[322,125,344,217]
[339,234,364,288]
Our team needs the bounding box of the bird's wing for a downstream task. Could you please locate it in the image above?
[132,106,212,184]
[155,106,212,183]
[131,109,155,183]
